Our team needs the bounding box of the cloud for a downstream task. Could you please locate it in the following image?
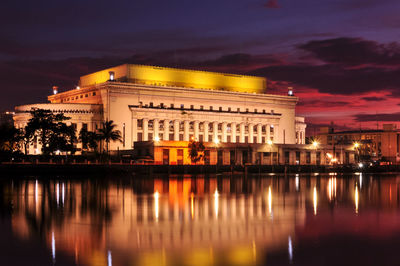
[354,112,400,122]
[361,96,386,101]
[264,0,280,9]
[298,37,400,66]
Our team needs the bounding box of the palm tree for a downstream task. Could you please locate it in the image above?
[98,120,122,155]
[79,127,99,153]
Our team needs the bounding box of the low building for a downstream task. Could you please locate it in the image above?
[134,140,355,165]
[316,124,400,163]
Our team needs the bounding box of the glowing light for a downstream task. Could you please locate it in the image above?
[359,173,363,189]
[109,71,115,81]
[326,153,332,159]
[358,162,363,168]
[154,136,160,142]
[214,189,219,218]
[267,139,273,145]
[76,86,80,90]
[62,183,65,205]
[313,186,317,215]
[354,142,360,149]
[53,86,58,95]
[52,231,56,262]
[108,250,112,266]
[154,191,159,221]
[312,141,319,148]
[295,174,299,191]
[55,150,60,155]
[288,236,293,263]
[35,180,38,204]
[214,138,220,144]
[268,186,272,215]
[355,186,359,214]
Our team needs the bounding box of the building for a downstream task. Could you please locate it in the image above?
[13,63,351,164]
[0,111,14,126]
[316,124,400,163]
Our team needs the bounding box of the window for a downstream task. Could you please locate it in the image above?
[210,106,213,111]
[190,105,194,110]
[160,103,164,108]
[170,103,174,108]
[228,107,231,112]
[271,110,274,114]
[93,92,96,96]
[263,109,266,114]
[246,108,249,113]
[180,104,184,109]
[150,102,153,107]
[219,107,222,111]
[254,109,257,113]
[200,105,204,110]
[137,119,143,129]
[80,95,83,98]
[237,108,240,112]
[85,94,88,97]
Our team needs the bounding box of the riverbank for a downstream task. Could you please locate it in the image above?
[1,162,399,176]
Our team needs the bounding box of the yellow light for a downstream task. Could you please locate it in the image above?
[312,141,319,148]
[354,142,360,149]
[154,136,160,142]
[326,153,332,158]
[190,193,194,219]
[267,139,273,145]
[313,186,317,215]
[214,138,219,144]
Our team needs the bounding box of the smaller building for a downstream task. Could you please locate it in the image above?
[316,124,400,163]
[134,141,355,165]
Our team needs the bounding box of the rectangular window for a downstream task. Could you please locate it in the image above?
[180,104,184,109]
[137,119,143,129]
[149,102,153,107]
[190,105,194,110]
[170,104,174,108]
[200,105,204,110]
[93,92,96,96]
[306,152,311,164]
[237,108,240,112]
[254,109,257,113]
[85,94,88,97]
[228,107,231,112]
[219,107,222,111]
[210,106,213,111]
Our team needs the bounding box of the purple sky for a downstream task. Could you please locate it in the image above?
[2,0,400,133]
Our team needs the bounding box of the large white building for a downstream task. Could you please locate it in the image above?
[14,64,310,162]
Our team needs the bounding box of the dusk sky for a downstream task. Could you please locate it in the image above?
[2,0,400,133]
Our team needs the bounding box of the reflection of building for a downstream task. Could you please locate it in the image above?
[316,124,400,162]
[14,64,307,159]
[10,177,306,265]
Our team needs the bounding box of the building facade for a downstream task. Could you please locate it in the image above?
[316,124,400,163]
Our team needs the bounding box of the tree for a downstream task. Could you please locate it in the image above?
[188,139,205,164]
[79,127,99,152]
[0,124,20,152]
[98,120,122,155]
[26,108,76,154]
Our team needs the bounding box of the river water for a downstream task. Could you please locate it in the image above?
[0,173,400,266]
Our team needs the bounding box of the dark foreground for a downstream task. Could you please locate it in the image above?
[0,173,400,266]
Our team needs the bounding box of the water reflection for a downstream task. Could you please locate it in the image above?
[1,174,400,265]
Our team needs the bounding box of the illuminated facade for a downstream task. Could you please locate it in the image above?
[14,64,307,158]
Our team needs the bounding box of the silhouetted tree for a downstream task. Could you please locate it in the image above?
[79,127,99,152]
[98,120,122,155]
[188,139,205,164]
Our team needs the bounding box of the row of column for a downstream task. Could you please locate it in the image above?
[136,119,278,144]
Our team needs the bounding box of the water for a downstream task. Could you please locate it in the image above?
[0,173,400,266]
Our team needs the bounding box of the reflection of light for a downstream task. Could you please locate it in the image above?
[288,236,293,263]
[327,178,336,201]
[214,189,219,218]
[359,173,363,189]
[35,180,38,204]
[56,183,59,205]
[108,250,112,266]
[355,186,359,214]
[313,187,317,215]
[62,183,65,205]
[154,191,159,221]
[295,174,299,191]
[190,193,194,219]
[268,186,272,215]
[52,231,56,262]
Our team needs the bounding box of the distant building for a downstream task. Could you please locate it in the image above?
[316,124,400,163]
[0,111,14,126]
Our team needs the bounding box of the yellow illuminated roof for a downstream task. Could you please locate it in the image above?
[79,64,266,93]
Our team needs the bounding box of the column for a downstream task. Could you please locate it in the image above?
[222,122,227,143]
[154,119,159,140]
[174,120,180,141]
[204,121,209,142]
[194,121,199,141]
[143,119,149,141]
[257,124,262,143]
[240,123,245,143]
[302,131,306,144]
[132,118,137,143]
[248,123,254,143]
[164,119,169,140]
[184,120,190,141]
[231,122,236,143]
[266,124,271,142]
[274,125,279,143]
[213,122,218,142]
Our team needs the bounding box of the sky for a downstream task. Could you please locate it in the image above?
[2,0,400,134]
